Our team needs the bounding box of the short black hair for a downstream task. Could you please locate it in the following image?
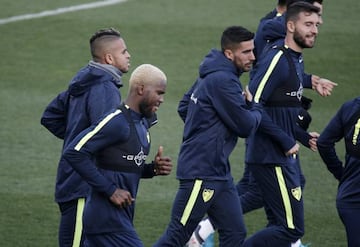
[287,0,323,8]
[89,27,122,59]
[221,26,254,52]
[89,27,121,44]
[278,0,287,6]
[286,1,320,22]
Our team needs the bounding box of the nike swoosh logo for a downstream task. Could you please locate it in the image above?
[298,115,304,120]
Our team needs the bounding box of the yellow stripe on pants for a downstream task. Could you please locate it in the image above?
[72,198,85,247]
[180,180,203,226]
[275,167,295,229]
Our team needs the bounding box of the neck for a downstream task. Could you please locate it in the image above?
[284,36,303,53]
[124,97,140,114]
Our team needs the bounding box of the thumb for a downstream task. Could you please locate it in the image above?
[156,146,163,159]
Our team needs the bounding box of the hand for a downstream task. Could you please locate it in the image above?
[243,85,253,102]
[109,188,135,208]
[285,143,300,156]
[153,146,172,175]
[308,132,320,152]
[312,75,338,97]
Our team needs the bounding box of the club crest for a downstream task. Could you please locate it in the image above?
[291,186,302,201]
[202,189,214,202]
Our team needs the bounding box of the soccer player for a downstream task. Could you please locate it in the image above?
[238,1,331,229]
[41,27,131,247]
[154,26,262,247]
[252,0,287,71]
[61,64,172,246]
[186,1,323,245]
[255,0,338,98]
[243,2,321,246]
[317,96,360,247]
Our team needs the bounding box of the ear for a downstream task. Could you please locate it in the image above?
[136,84,145,95]
[104,53,114,65]
[287,20,295,33]
[224,49,234,61]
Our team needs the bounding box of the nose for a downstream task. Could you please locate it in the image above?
[159,95,164,104]
[312,24,319,35]
[250,51,255,61]
[319,16,323,25]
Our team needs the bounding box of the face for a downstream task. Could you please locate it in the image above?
[225,40,255,72]
[139,81,166,118]
[292,11,320,49]
[313,2,323,25]
[108,38,131,73]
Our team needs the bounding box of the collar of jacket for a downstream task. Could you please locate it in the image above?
[89,61,123,87]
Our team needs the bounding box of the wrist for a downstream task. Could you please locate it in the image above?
[152,161,158,175]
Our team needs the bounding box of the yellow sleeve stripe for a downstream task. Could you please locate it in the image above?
[275,166,295,229]
[74,109,122,151]
[180,179,203,226]
[254,50,283,103]
[353,118,360,145]
[72,198,85,247]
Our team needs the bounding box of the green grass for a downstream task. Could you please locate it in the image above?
[0,0,359,246]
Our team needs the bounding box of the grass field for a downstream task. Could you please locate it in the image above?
[0,0,359,246]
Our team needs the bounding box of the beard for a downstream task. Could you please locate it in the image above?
[139,100,154,119]
[293,30,315,49]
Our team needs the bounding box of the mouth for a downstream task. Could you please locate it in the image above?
[243,63,252,71]
[308,35,316,41]
[152,105,159,112]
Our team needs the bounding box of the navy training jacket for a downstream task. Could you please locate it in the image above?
[177,49,262,180]
[41,61,123,203]
[246,46,304,165]
[318,97,360,208]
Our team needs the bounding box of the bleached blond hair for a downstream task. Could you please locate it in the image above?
[129,64,167,88]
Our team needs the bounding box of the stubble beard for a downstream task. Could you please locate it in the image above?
[139,100,153,119]
[293,31,316,49]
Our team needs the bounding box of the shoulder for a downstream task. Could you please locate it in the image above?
[263,15,285,29]
[97,109,130,140]
[337,98,359,113]
[87,81,121,102]
[206,70,240,89]
[257,47,288,71]
[340,97,360,117]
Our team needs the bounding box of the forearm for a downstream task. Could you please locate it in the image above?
[63,150,117,197]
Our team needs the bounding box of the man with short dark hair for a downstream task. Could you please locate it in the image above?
[41,27,130,247]
[243,3,321,246]
[154,26,262,247]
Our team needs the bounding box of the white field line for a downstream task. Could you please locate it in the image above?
[0,0,128,25]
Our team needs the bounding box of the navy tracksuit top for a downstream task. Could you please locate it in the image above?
[177,49,262,180]
[318,97,360,208]
[246,46,304,165]
[62,105,156,234]
[41,61,123,203]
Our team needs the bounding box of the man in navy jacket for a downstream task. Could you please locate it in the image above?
[62,64,172,247]
[154,26,262,247]
[41,27,130,247]
[318,97,360,247]
[244,3,321,246]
